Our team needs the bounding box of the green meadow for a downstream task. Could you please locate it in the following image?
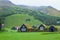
[0,32,60,40]
[4,14,42,28]
[1,14,60,40]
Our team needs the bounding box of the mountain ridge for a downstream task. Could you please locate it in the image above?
[0,0,60,17]
[0,0,60,25]
[17,5,60,17]
[0,0,14,7]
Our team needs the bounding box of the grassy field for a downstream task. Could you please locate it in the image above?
[0,31,60,40]
[2,11,60,40]
[5,14,42,28]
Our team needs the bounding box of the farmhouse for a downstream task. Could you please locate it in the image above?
[38,24,45,31]
[49,25,57,32]
[20,24,27,32]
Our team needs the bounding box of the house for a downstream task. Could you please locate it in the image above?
[49,25,57,32]
[38,24,45,31]
[20,24,27,32]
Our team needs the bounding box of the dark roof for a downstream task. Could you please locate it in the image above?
[20,24,27,28]
[39,24,45,27]
[49,25,55,28]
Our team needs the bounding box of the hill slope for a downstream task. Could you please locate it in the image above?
[1,6,60,25]
[5,14,42,28]
[0,0,60,25]
[0,0,14,6]
[0,0,15,17]
[18,5,60,17]
[34,6,60,17]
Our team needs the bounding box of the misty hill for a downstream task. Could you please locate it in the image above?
[18,5,60,17]
[0,0,60,17]
[0,0,15,17]
[32,6,60,17]
[0,0,60,26]
[0,0,14,6]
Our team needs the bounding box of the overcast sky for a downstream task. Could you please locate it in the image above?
[9,0,60,10]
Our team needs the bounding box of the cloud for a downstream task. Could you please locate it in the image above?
[10,0,60,10]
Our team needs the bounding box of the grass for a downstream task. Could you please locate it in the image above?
[0,31,60,40]
[3,13,60,40]
[5,14,42,28]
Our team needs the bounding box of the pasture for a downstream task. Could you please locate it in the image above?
[1,13,60,40]
[4,14,42,28]
[0,31,60,40]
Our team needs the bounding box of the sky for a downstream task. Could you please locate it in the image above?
[9,0,60,10]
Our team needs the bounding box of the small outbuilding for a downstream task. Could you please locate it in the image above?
[11,27,17,30]
[20,24,27,32]
[49,25,57,32]
[38,24,45,31]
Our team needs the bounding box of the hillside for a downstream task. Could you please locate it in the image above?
[0,6,60,25]
[18,5,60,17]
[0,0,14,6]
[5,14,42,28]
[34,6,60,17]
[0,0,60,26]
[0,0,15,17]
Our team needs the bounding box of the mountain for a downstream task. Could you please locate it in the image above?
[0,0,15,17]
[0,0,60,17]
[0,0,60,25]
[0,0,14,7]
[17,5,60,17]
[34,6,60,17]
